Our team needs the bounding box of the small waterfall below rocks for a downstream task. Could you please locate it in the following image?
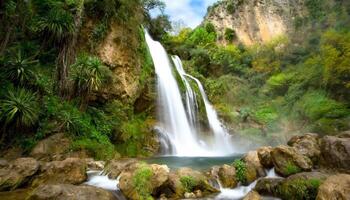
[145,31,235,156]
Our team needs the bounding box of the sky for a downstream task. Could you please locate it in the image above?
[152,0,218,28]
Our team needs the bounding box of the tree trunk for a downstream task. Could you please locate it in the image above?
[56,0,85,98]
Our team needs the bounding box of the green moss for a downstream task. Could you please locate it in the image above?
[133,164,154,200]
[283,161,302,176]
[180,176,198,192]
[278,178,322,200]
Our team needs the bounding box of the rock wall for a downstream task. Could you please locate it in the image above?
[204,0,308,45]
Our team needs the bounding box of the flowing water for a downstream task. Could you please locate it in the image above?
[145,31,235,157]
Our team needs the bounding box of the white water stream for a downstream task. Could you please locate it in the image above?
[145,31,235,157]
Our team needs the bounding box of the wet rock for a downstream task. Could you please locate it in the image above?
[218,164,237,188]
[184,192,196,198]
[244,151,267,178]
[288,133,321,164]
[119,163,169,200]
[167,167,219,198]
[0,157,39,191]
[194,189,203,198]
[316,174,350,200]
[243,191,261,200]
[320,134,350,173]
[257,146,273,168]
[271,145,313,177]
[27,184,117,200]
[32,158,87,187]
[254,178,284,197]
[85,158,105,171]
[105,158,139,179]
[278,172,329,200]
[0,188,32,200]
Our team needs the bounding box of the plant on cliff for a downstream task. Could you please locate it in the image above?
[0,88,40,143]
[224,28,236,42]
[133,164,154,200]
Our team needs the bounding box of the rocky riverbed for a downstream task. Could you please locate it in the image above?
[0,132,349,200]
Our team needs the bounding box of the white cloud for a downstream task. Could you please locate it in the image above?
[153,0,218,28]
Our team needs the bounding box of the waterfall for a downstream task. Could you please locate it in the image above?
[145,31,234,156]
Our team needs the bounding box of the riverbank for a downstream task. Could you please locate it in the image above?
[0,131,349,199]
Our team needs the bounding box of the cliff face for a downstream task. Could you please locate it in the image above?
[204,0,308,45]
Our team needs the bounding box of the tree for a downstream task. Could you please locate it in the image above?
[148,14,172,41]
[142,0,165,12]
[71,55,112,108]
[224,28,236,42]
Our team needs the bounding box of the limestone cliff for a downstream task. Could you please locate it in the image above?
[204,0,309,45]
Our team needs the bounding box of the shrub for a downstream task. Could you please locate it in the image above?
[180,176,197,192]
[224,28,236,42]
[233,159,247,184]
[133,164,153,200]
[187,27,216,47]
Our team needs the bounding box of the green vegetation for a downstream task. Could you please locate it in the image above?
[283,162,302,176]
[133,164,154,200]
[233,159,247,184]
[163,0,350,143]
[180,176,198,192]
[278,178,322,200]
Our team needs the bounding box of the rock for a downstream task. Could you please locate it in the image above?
[167,167,219,198]
[32,158,87,187]
[243,191,261,200]
[257,146,273,168]
[119,163,169,200]
[218,164,237,188]
[85,159,105,171]
[194,190,203,198]
[320,135,350,173]
[27,184,117,200]
[254,178,284,197]
[105,159,139,179]
[278,172,329,200]
[184,192,196,199]
[0,157,39,191]
[244,151,267,178]
[288,133,321,164]
[316,174,350,200]
[30,133,71,161]
[271,145,313,177]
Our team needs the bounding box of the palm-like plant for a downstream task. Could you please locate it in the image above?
[2,50,38,86]
[71,55,112,106]
[0,88,40,142]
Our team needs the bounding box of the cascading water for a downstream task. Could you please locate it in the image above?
[145,31,235,156]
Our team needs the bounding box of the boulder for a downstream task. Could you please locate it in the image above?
[105,159,139,179]
[119,163,169,200]
[257,146,273,168]
[278,172,329,200]
[30,133,71,161]
[254,178,284,197]
[166,167,219,198]
[316,174,350,200]
[244,151,267,178]
[320,135,350,173]
[32,158,87,187]
[0,157,39,191]
[27,184,117,200]
[218,164,237,188]
[271,145,313,177]
[85,158,105,171]
[243,191,261,200]
[288,133,321,164]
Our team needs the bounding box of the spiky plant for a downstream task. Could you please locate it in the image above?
[0,88,40,143]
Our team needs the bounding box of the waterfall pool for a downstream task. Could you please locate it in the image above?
[144,155,242,170]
